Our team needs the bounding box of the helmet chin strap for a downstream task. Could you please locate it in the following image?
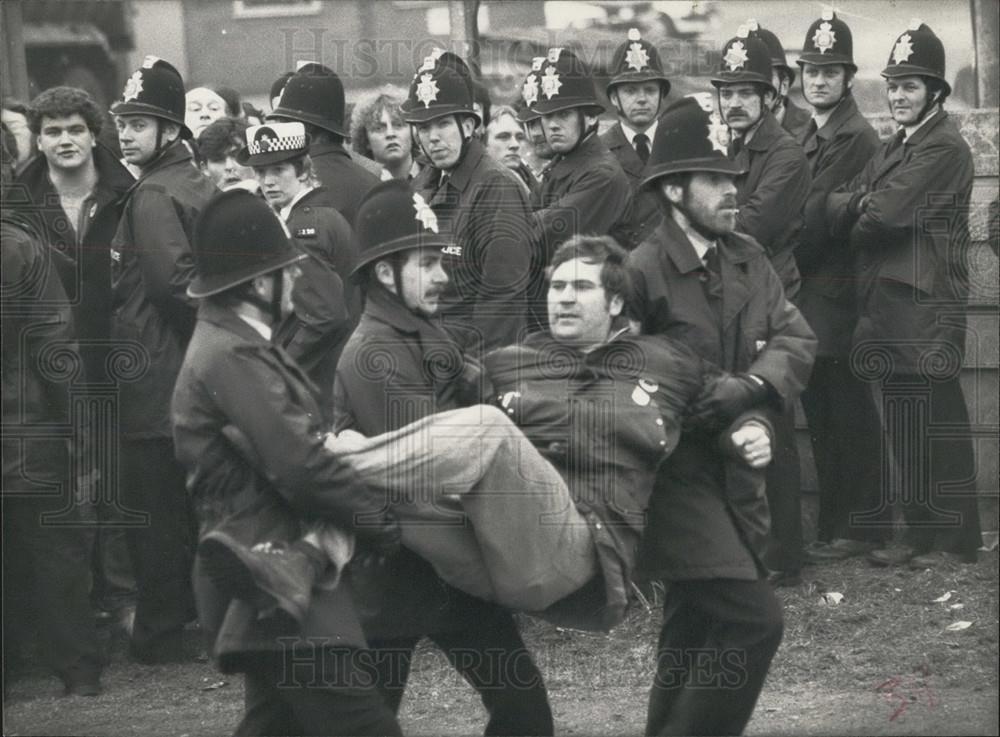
[555,110,599,157]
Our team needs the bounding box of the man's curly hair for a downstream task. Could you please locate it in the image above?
[27,86,103,136]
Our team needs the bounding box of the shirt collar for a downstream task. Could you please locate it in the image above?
[670,208,716,261]
[622,120,657,146]
[279,185,315,221]
[811,98,844,131]
[238,313,272,340]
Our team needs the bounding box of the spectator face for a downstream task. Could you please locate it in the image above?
[548,257,622,347]
[611,81,661,129]
[116,114,166,166]
[486,112,526,169]
[185,87,227,139]
[1,108,33,167]
[718,83,766,133]
[203,148,254,190]
[37,113,96,172]
[414,115,473,170]
[886,75,930,126]
[367,109,411,168]
[541,109,586,154]
[254,161,307,210]
[662,172,739,237]
[397,248,448,316]
[802,64,848,110]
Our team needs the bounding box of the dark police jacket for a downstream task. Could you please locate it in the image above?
[413,139,534,354]
[111,140,217,438]
[731,110,811,299]
[532,131,636,256]
[797,95,879,356]
[273,186,360,415]
[172,301,384,672]
[308,140,380,226]
[826,110,974,374]
[600,122,663,243]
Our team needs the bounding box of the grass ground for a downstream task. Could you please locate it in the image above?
[4,550,996,736]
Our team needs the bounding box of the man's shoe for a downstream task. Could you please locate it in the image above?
[908,550,975,570]
[767,570,802,587]
[867,545,917,567]
[806,538,880,563]
[198,531,319,623]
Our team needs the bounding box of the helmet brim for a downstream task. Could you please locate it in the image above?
[640,158,746,189]
[187,250,307,299]
[351,233,455,279]
[267,108,347,138]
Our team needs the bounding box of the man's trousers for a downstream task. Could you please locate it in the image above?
[646,578,783,736]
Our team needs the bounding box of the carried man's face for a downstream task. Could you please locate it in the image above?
[547,257,622,347]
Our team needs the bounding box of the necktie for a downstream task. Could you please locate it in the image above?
[703,245,720,275]
[634,133,650,164]
[729,136,743,159]
[804,119,818,145]
[886,129,906,156]
[701,244,723,324]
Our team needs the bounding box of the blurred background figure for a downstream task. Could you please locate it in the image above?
[184,86,227,140]
[197,117,257,192]
[1,99,35,172]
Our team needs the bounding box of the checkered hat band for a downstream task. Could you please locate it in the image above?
[247,134,307,156]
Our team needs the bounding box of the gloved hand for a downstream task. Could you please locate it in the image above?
[687,374,769,431]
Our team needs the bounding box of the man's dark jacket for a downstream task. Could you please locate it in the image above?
[797,95,879,356]
[413,139,534,354]
[172,301,384,672]
[600,122,662,243]
[15,143,133,377]
[731,110,811,299]
[308,141,380,226]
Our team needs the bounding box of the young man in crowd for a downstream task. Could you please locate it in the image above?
[196,116,256,191]
[485,104,535,195]
[110,55,217,663]
[348,85,420,181]
[18,85,137,629]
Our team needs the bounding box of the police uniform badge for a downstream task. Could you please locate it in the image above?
[541,66,563,100]
[416,73,440,108]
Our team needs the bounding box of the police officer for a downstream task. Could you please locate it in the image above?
[238,121,359,414]
[628,96,816,734]
[714,29,812,583]
[828,21,982,569]
[171,189,401,735]
[531,48,635,254]
[333,179,555,734]
[268,63,380,224]
[405,51,534,354]
[794,10,888,563]
[746,19,813,141]
[602,28,671,242]
[110,56,216,663]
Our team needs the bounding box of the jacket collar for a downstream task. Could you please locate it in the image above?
[363,287,444,338]
[659,212,757,274]
[548,131,606,178]
[902,108,947,148]
[744,110,784,152]
[427,138,487,194]
[197,299,272,345]
[309,140,351,161]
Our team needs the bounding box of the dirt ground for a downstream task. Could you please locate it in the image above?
[4,552,998,736]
